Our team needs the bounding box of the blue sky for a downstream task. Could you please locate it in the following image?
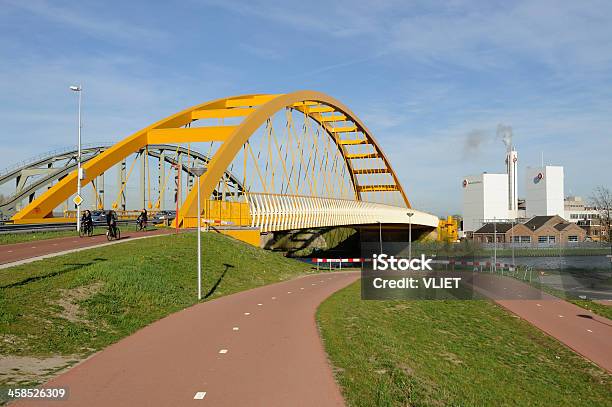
[1,0,611,215]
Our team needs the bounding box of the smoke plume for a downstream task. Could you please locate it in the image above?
[497,123,513,151]
[463,129,488,156]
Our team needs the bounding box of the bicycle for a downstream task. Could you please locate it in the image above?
[136,218,147,231]
[106,224,121,241]
[79,222,94,237]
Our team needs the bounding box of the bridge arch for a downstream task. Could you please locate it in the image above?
[12,91,412,227]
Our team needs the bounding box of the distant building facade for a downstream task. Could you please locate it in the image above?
[564,196,602,241]
[472,215,586,246]
[525,166,564,218]
[462,173,509,233]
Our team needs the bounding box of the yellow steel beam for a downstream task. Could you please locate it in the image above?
[305,106,335,113]
[329,125,358,133]
[318,114,347,122]
[338,138,369,145]
[191,108,255,119]
[353,168,390,174]
[291,101,319,107]
[225,94,280,108]
[346,153,379,159]
[357,184,400,192]
[147,126,235,144]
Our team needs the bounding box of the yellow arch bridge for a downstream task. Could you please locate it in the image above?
[10,91,438,245]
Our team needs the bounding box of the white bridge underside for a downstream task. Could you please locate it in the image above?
[246,193,439,233]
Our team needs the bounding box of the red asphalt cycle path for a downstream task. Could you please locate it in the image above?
[14,272,358,407]
[0,227,176,266]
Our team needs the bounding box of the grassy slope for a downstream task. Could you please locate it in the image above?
[318,281,611,407]
[0,232,313,385]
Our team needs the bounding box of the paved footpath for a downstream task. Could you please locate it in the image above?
[474,274,612,373]
[16,271,359,407]
[0,228,176,267]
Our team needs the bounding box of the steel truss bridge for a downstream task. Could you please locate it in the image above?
[7,91,438,241]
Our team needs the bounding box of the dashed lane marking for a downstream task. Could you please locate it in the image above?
[587,329,593,333]
[244,312,250,316]
[558,315,564,318]
[271,297,276,300]
[257,303,263,306]
[219,349,228,354]
[233,327,239,331]
[287,291,292,294]
[536,304,542,307]
[194,392,207,400]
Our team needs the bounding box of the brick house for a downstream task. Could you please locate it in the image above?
[472,215,586,246]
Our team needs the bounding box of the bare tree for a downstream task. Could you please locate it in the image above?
[590,186,612,244]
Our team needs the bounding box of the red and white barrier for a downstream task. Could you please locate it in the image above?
[309,257,517,271]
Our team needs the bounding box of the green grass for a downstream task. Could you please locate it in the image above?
[0,230,78,245]
[0,232,313,386]
[317,281,612,407]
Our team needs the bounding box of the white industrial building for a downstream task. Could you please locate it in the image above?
[525,166,564,218]
[461,126,566,233]
[462,173,509,232]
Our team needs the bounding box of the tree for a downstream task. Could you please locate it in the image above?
[590,186,612,244]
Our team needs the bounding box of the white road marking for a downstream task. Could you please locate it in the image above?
[233,327,239,331]
[312,283,316,286]
[587,329,593,333]
[194,392,207,400]
[219,349,228,354]
[300,287,304,290]
[31,246,36,249]
[244,312,250,316]
[287,291,292,294]
[271,296,276,300]
[558,315,564,318]
[536,304,542,307]
[53,243,59,246]
[7,250,12,253]
[257,303,263,306]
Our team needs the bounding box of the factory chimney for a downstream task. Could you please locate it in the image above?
[498,124,518,219]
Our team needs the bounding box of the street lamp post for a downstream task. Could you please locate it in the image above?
[493,217,497,272]
[377,221,383,254]
[70,85,82,232]
[407,212,414,260]
[191,167,207,300]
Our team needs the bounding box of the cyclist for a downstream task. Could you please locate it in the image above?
[137,209,148,230]
[81,210,93,235]
[106,210,118,238]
